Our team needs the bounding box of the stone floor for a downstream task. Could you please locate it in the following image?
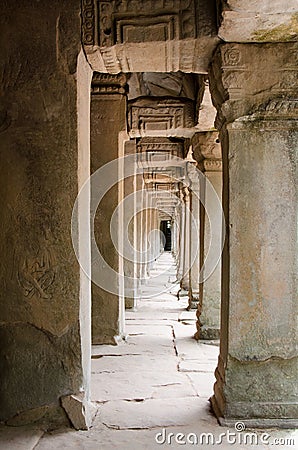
[0,253,297,449]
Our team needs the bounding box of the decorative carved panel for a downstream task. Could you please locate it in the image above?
[91,72,128,94]
[128,98,195,131]
[96,0,197,47]
[137,137,184,157]
[82,0,96,45]
[209,42,298,127]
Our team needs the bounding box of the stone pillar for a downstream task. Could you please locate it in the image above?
[209,42,298,427]
[178,186,191,297]
[0,1,94,428]
[193,131,222,338]
[176,188,185,282]
[187,164,201,310]
[133,172,143,305]
[140,186,149,283]
[171,215,177,259]
[123,140,137,309]
[90,73,127,344]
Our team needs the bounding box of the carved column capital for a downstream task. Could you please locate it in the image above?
[209,42,298,128]
[91,73,128,95]
[182,186,191,203]
[191,130,222,172]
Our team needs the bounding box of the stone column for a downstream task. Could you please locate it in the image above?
[90,73,127,344]
[140,186,149,283]
[0,2,94,428]
[123,140,137,309]
[209,42,298,427]
[176,188,185,282]
[192,131,222,338]
[133,172,143,304]
[178,186,191,298]
[187,164,201,310]
[173,200,181,268]
[171,215,177,259]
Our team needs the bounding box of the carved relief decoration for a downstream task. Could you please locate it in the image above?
[129,99,195,131]
[18,248,55,300]
[209,43,298,128]
[91,72,128,94]
[82,0,96,45]
[89,0,197,47]
[137,137,184,157]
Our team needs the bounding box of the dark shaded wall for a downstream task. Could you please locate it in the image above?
[0,0,84,424]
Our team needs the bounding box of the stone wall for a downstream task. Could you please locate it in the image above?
[0,0,90,426]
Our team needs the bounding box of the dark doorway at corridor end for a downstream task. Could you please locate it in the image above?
[160,220,172,251]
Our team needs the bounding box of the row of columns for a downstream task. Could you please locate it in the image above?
[90,43,298,428]
[174,131,222,340]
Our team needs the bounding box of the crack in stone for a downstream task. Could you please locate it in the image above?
[32,432,45,450]
[102,422,151,430]
[171,326,178,357]
[185,373,200,397]
[92,353,141,359]
[229,354,297,364]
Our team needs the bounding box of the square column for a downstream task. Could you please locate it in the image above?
[209,42,298,427]
[187,163,201,310]
[176,188,185,282]
[192,131,222,338]
[178,187,191,298]
[90,73,127,344]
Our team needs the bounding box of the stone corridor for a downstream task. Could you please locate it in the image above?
[0,253,297,449]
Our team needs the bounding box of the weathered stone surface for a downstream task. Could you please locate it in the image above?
[82,0,219,73]
[218,0,298,43]
[92,354,178,373]
[0,425,44,450]
[179,360,217,373]
[90,74,127,344]
[0,323,82,423]
[91,371,195,402]
[210,49,298,424]
[187,372,216,398]
[0,0,92,426]
[5,404,67,428]
[99,397,207,429]
[209,42,298,127]
[61,395,97,431]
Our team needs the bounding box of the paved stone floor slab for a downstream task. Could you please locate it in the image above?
[0,425,44,450]
[91,371,196,402]
[92,354,178,374]
[178,359,217,373]
[98,397,209,429]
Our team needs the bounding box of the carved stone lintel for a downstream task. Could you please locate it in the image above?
[91,72,128,95]
[137,137,184,158]
[95,0,197,47]
[129,98,195,131]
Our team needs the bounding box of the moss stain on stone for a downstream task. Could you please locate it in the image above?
[253,13,298,42]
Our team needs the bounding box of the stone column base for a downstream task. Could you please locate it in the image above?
[210,396,298,429]
[187,298,200,310]
[177,288,189,299]
[125,298,134,309]
[195,326,220,340]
